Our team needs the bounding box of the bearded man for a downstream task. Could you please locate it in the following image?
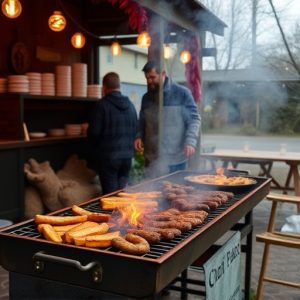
[134,61,201,178]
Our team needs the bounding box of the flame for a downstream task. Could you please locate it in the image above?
[117,203,142,227]
[130,204,141,226]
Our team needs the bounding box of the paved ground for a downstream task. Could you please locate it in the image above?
[0,164,299,299]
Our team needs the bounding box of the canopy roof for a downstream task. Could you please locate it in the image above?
[63,0,226,46]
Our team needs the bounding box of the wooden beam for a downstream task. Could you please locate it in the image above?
[139,0,226,36]
[93,37,138,46]
[139,0,197,32]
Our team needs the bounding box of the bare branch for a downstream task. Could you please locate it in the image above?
[267,0,300,75]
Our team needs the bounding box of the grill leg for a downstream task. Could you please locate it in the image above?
[244,211,253,300]
[180,269,188,300]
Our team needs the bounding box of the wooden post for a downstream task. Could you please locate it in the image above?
[148,16,165,157]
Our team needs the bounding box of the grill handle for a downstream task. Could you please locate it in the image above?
[33,251,102,283]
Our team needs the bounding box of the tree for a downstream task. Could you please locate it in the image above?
[201,0,253,70]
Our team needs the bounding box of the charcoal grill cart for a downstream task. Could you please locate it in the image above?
[0,171,271,299]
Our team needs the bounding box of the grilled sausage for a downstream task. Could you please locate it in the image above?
[127,229,161,244]
[181,211,208,220]
[143,227,182,240]
[144,220,192,232]
[170,198,210,212]
[112,234,150,255]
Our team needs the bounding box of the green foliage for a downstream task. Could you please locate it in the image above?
[250,288,256,300]
[240,123,257,135]
[269,98,300,134]
[128,151,145,185]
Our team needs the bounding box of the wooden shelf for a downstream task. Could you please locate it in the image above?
[0,93,93,221]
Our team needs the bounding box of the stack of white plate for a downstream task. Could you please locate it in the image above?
[26,72,42,95]
[29,132,47,139]
[64,124,82,136]
[56,65,71,97]
[7,75,29,93]
[72,63,87,97]
[41,73,55,96]
[0,78,7,93]
[48,128,66,137]
[87,84,101,98]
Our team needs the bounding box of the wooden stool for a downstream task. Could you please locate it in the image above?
[255,193,300,300]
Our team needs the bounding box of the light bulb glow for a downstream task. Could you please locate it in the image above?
[48,10,67,32]
[111,41,121,56]
[137,31,151,48]
[180,50,191,64]
[164,44,173,59]
[1,0,22,18]
[71,32,86,48]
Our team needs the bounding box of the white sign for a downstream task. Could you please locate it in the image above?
[203,231,241,300]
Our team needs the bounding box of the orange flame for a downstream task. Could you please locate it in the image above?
[117,203,142,227]
[130,203,141,226]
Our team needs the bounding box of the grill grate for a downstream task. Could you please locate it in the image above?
[4,175,260,259]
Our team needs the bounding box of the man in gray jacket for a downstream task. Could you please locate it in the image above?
[134,61,201,178]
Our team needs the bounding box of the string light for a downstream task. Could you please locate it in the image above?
[164,44,173,59]
[137,31,151,48]
[71,32,86,48]
[1,0,22,18]
[48,10,67,32]
[111,41,121,56]
[180,50,191,64]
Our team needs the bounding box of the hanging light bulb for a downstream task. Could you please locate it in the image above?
[1,0,22,18]
[48,10,67,32]
[137,31,151,48]
[111,41,121,56]
[71,32,86,49]
[164,44,173,60]
[180,50,191,64]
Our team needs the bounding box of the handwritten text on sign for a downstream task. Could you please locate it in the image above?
[204,231,241,300]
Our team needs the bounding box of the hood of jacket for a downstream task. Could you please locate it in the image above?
[105,91,130,110]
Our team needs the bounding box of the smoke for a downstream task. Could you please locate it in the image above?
[201,66,289,133]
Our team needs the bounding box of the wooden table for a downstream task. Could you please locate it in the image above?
[202,149,300,212]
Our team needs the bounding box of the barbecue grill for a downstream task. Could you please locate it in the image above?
[0,171,271,299]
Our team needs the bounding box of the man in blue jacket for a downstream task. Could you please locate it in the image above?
[134,61,201,178]
[88,72,138,194]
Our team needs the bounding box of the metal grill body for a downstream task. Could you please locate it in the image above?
[0,171,271,298]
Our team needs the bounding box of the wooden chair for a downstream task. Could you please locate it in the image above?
[255,193,300,300]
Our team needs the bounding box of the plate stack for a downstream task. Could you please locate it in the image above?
[7,75,29,93]
[72,63,87,97]
[0,78,7,93]
[48,128,66,137]
[87,84,101,98]
[41,73,55,96]
[55,65,71,96]
[26,72,42,95]
[29,132,47,139]
[64,124,82,136]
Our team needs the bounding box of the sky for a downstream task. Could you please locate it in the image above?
[271,0,299,27]
[257,0,299,45]
[200,0,300,69]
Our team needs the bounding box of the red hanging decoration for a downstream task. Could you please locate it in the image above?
[184,34,202,103]
[108,0,148,32]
